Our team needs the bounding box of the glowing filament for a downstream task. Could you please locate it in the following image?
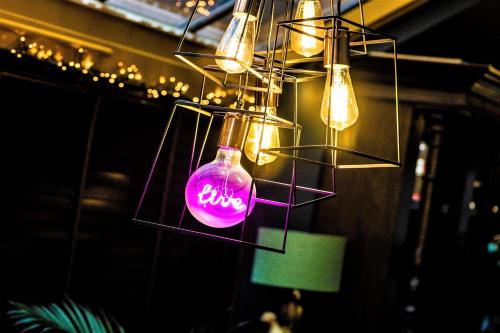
[320,65,359,131]
[197,184,246,211]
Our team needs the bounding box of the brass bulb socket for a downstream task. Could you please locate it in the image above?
[218,113,250,150]
[324,26,350,68]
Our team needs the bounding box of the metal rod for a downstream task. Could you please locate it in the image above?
[178,75,207,227]
[176,0,201,52]
[263,144,400,165]
[278,15,397,39]
[293,79,298,205]
[394,40,401,164]
[134,106,178,219]
[333,129,338,192]
[358,0,367,54]
[133,219,285,254]
[292,193,337,208]
[254,178,335,195]
[254,198,289,207]
[186,0,236,32]
[195,115,215,169]
[255,0,268,47]
[266,0,276,61]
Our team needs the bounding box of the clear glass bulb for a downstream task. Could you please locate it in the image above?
[215,13,256,74]
[320,64,359,131]
[290,0,324,57]
[244,106,280,165]
[185,147,256,228]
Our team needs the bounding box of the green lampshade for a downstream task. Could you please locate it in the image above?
[251,228,346,293]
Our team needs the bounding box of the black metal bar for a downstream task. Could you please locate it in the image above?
[195,115,215,170]
[278,15,397,39]
[65,96,101,294]
[283,24,325,42]
[255,0,268,47]
[178,75,207,228]
[134,106,178,219]
[174,51,240,61]
[332,129,338,193]
[292,193,337,208]
[265,0,275,60]
[262,144,401,166]
[265,151,336,168]
[175,99,299,129]
[132,219,285,254]
[254,178,335,195]
[282,115,297,251]
[176,0,201,52]
[292,78,298,206]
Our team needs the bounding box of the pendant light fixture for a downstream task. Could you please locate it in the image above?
[133,0,401,253]
[185,113,256,228]
[173,0,282,94]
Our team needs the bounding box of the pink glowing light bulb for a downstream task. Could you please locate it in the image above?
[185,147,256,228]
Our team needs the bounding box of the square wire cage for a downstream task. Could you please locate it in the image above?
[133,1,399,253]
[133,71,336,253]
[174,0,287,94]
[262,15,401,170]
[254,0,367,66]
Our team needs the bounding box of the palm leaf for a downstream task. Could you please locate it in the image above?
[7,300,125,333]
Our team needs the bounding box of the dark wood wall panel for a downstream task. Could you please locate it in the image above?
[315,102,413,332]
[1,75,93,302]
[0,57,240,332]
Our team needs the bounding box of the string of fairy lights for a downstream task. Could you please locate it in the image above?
[175,0,217,17]
[5,34,255,109]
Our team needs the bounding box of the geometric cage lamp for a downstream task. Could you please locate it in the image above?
[133,0,399,255]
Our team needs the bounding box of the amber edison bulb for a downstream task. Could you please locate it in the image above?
[244,106,280,165]
[290,0,325,57]
[215,13,256,74]
[320,64,359,131]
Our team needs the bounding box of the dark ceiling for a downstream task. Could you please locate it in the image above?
[95,0,500,66]
[387,0,500,66]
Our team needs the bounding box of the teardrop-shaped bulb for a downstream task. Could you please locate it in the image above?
[215,13,256,74]
[244,106,280,165]
[320,64,359,131]
[185,148,256,228]
[290,0,324,57]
